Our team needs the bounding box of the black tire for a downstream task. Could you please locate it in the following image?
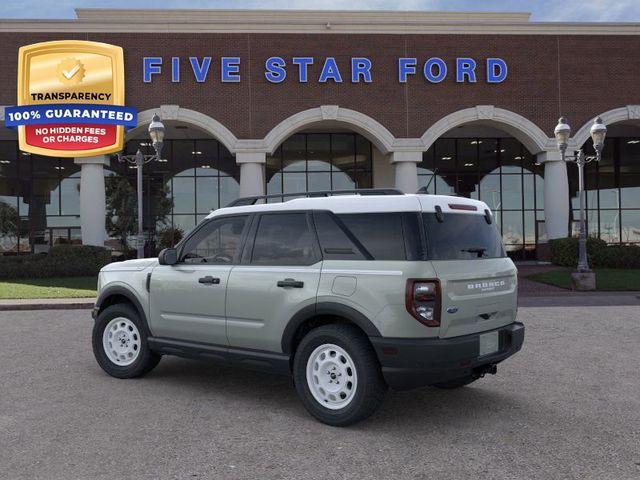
[92,303,161,379]
[293,324,387,427]
[433,376,478,389]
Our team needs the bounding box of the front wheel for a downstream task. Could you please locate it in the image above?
[92,303,161,379]
[293,324,387,427]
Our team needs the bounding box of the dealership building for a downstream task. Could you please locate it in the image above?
[0,8,639,258]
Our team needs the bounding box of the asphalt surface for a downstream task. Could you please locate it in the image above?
[1,306,639,480]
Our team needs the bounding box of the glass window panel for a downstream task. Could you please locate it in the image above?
[194,139,219,174]
[435,175,455,196]
[46,216,80,227]
[0,141,18,177]
[352,170,372,189]
[339,213,407,260]
[172,214,196,234]
[535,174,544,210]
[283,173,306,193]
[523,174,536,210]
[621,210,640,243]
[480,174,501,209]
[620,137,640,174]
[196,177,219,213]
[219,146,238,179]
[219,176,239,208]
[501,175,523,210]
[502,211,523,246]
[252,213,317,265]
[457,138,478,173]
[599,210,620,243]
[500,138,523,173]
[172,177,195,214]
[417,174,435,194]
[308,172,331,191]
[456,175,479,199]
[355,135,371,169]
[434,139,456,175]
[182,216,247,264]
[478,138,499,175]
[282,135,306,172]
[419,146,435,172]
[620,174,640,209]
[172,140,195,176]
[598,172,618,209]
[524,211,536,245]
[331,134,355,172]
[267,172,282,195]
[60,177,80,215]
[332,171,356,190]
[32,156,58,178]
[307,134,331,172]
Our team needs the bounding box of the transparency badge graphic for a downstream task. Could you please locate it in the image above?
[5,40,136,157]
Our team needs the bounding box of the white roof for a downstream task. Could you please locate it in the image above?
[208,194,490,218]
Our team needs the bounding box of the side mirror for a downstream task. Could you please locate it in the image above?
[158,248,178,266]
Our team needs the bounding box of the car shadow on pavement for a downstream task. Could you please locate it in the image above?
[141,356,522,428]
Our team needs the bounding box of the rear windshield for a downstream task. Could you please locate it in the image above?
[423,212,505,260]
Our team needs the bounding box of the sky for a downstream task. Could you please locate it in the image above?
[0,0,639,22]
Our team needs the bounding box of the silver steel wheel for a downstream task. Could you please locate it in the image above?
[306,343,358,410]
[102,317,141,367]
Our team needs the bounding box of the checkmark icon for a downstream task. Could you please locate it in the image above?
[62,64,80,79]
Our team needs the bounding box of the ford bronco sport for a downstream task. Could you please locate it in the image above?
[92,189,524,426]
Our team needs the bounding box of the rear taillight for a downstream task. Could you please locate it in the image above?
[405,279,441,327]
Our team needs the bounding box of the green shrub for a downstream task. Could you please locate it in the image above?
[0,245,111,279]
[550,237,640,268]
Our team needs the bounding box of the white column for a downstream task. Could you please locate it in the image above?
[391,151,421,193]
[237,152,266,197]
[74,155,109,246]
[538,151,569,240]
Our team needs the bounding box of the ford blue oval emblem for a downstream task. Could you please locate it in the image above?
[446,306,459,314]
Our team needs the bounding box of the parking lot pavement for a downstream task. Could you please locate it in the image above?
[1,307,639,480]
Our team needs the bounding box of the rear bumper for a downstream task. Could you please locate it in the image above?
[370,322,525,391]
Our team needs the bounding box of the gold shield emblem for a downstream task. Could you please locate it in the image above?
[16,40,125,157]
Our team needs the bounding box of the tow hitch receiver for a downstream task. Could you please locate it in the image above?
[472,364,497,379]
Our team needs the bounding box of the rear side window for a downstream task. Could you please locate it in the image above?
[313,211,367,260]
[337,213,407,260]
[423,212,505,260]
[251,213,319,265]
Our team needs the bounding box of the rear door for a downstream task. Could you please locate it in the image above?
[226,211,322,352]
[422,209,518,338]
[149,215,250,345]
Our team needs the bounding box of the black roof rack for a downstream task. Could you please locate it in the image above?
[225,188,404,207]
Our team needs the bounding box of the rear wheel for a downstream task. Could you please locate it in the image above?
[433,375,478,389]
[92,303,161,379]
[293,324,387,426]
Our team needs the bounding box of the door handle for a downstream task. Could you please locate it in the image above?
[277,278,304,288]
[198,276,220,285]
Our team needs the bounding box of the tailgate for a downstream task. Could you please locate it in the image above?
[432,258,518,338]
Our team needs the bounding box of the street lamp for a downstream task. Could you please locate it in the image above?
[553,116,607,286]
[117,113,166,259]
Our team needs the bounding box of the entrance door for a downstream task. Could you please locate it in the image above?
[226,212,322,353]
[149,215,250,345]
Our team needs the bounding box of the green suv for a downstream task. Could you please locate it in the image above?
[92,190,524,426]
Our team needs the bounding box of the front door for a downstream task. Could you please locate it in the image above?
[226,212,322,353]
[149,215,250,345]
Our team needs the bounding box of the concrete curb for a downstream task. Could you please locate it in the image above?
[0,298,95,311]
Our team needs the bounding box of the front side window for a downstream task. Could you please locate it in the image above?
[423,212,505,260]
[181,216,247,264]
[251,213,319,265]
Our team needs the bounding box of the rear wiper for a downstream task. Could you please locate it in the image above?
[461,247,487,258]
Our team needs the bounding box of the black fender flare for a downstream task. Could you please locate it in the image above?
[281,302,381,354]
[94,285,151,334]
